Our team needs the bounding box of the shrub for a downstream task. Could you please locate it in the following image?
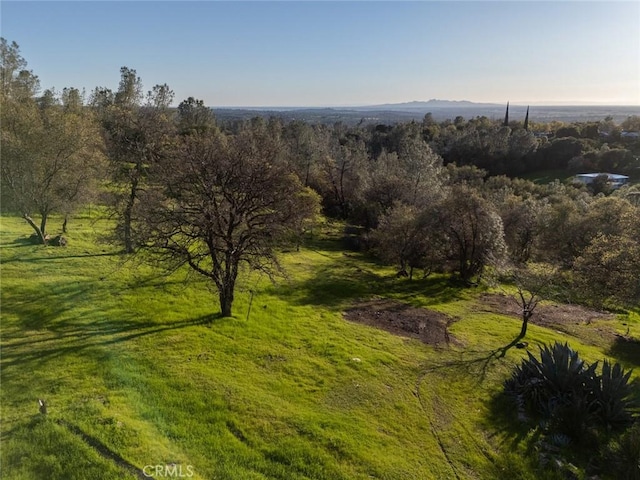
[505,342,637,443]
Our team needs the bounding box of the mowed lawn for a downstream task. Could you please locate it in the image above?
[1,213,638,480]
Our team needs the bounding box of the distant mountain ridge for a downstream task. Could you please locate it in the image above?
[213,99,503,111]
[351,99,503,111]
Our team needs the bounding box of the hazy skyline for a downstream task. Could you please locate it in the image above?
[2,1,639,107]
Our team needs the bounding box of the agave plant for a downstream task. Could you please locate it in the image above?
[505,343,596,418]
[590,360,636,431]
[504,342,637,442]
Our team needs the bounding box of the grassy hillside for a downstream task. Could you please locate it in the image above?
[1,212,638,479]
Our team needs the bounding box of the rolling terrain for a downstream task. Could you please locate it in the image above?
[1,213,638,479]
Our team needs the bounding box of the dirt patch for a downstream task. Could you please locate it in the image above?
[478,293,618,346]
[479,293,615,327]
[343,298,455,347]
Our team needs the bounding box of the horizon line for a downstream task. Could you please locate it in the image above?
[209,102,640,110]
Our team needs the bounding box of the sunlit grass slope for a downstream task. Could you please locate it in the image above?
[1,213,637,479]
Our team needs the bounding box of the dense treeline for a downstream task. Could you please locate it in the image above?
[2,38,639,314]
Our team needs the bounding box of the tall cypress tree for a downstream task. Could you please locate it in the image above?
[503,101,509,127]
[524,106,529,130]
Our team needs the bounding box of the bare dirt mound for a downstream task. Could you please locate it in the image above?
[343,298,455,347]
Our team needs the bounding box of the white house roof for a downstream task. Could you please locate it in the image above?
[576,173,629,180]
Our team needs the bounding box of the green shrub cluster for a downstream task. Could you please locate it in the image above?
[505,342,637,443]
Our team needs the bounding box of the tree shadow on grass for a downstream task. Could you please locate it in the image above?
[413,340,544,480]
[1,250,120,263]
[0,276,218,380]
[277,251,466,310]
[416,341,518,389]
[281,262,380,307]
[2,279,109,330]
[0,314,214,374]
[484,391,546,477]
[607,335,640,368]
[0,235,37,248]
[306,237,353,254]
[57,419,148,479]
[1,268,213,331]
[383,275,470,306]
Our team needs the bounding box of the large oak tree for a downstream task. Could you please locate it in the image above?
[141,123,319,317]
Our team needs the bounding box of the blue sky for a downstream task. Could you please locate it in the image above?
[2,1,639,106]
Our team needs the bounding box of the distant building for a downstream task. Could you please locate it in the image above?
[621,131,640,139]
[574,173,630,189]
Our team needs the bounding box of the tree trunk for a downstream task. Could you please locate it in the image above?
[40,214,48,239]
[458,241,471,282]
[123,206,133,253]
[62,215,68,233]
[218,263,239,317]
[518,311,532,339]
[219,286,234,317]
[23,214,47,245]
[122,175,139,254]
[460,261,472,284]
[518,318,528,339]
[123,188,136,253]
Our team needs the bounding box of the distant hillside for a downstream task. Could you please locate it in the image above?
[212,102,639,126]
[349,99,502,111]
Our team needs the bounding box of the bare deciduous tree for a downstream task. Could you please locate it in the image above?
[488,261,562,343]
[140,124,320,317]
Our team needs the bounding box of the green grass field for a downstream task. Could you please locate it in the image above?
[1,212,638,479]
